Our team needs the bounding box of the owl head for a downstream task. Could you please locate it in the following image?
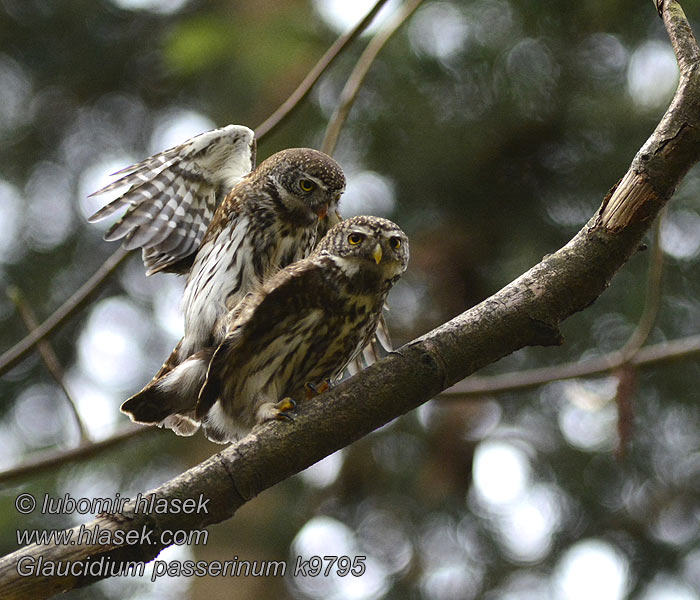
[254,148,346,225]
[316,215,409,279]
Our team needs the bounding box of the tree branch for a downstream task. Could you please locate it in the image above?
[3,328,700,486]
[321,0,424,155]
[254,0,391,139]
[7,286,90,444]
[0,248,130,377]
[2,3,699,596]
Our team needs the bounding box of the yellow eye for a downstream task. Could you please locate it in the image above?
[299,179,316,192]
[348,232,364,245]
[389,236,401,250]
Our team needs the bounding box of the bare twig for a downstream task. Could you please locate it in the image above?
[255,0,391,139]
[441,332,700,398]
[612,211,664,455]
[6,287,90,444]
[614,365,637,458]
[0,247,130,377]
[443,212,670,399]
[618,211,665,360]
[321,0,424,155]
[0,425,154,487]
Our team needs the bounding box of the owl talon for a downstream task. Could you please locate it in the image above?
[304,379,333,399]
[273,397,297,422]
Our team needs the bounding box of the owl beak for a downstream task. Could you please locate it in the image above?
[314,204,329,219]
[372,244,383,264]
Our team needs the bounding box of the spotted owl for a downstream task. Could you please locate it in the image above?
[120,215,409,443]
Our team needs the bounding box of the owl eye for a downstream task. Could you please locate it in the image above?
[348,232,364,245]
[389,236,401,250]
[299,179,316,192]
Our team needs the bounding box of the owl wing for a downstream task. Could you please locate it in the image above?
[196,260,324,419]
[88,124,256,275]
[345,311,392,376]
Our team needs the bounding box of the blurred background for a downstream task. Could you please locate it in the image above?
[1,0,700,598]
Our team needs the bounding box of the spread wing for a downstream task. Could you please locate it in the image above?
[88,124,256,275]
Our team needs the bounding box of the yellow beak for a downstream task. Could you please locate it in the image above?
[372,244,383,264]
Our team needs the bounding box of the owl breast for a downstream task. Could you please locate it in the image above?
[180,216,317,359]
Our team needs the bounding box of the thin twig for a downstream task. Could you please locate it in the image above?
[444,211,667,399]
[613,213,665,454]
[618,211,665,360]
[7,287,90,444]
[611,211,666,455]
[255,0,391,139]
[0,425,154,487]
[0,247,130,377]
[440,331,700,398]
[321,0,425,155]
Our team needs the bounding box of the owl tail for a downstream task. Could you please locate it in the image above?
[121,349,212,435]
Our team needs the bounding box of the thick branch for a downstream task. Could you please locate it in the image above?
[2,2,700,597]
[4,328,700,487]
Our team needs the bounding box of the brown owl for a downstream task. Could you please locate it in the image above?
[89,125,346,369]
[120,215,409,443]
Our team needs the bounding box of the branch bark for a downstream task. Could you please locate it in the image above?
[3,2,700,597]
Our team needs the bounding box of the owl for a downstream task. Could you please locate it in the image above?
[120,215,409,443]
[89,125,346,365]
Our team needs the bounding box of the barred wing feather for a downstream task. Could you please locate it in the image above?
[345,312,392,376]
[89,124,256,275]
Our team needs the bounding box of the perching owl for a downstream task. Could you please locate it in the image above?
[120,215,409,443]
[89,125,346,364]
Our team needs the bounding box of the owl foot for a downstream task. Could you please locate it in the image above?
[304,379,333,399]
[256,397,297,423]
[274,397,297,422]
